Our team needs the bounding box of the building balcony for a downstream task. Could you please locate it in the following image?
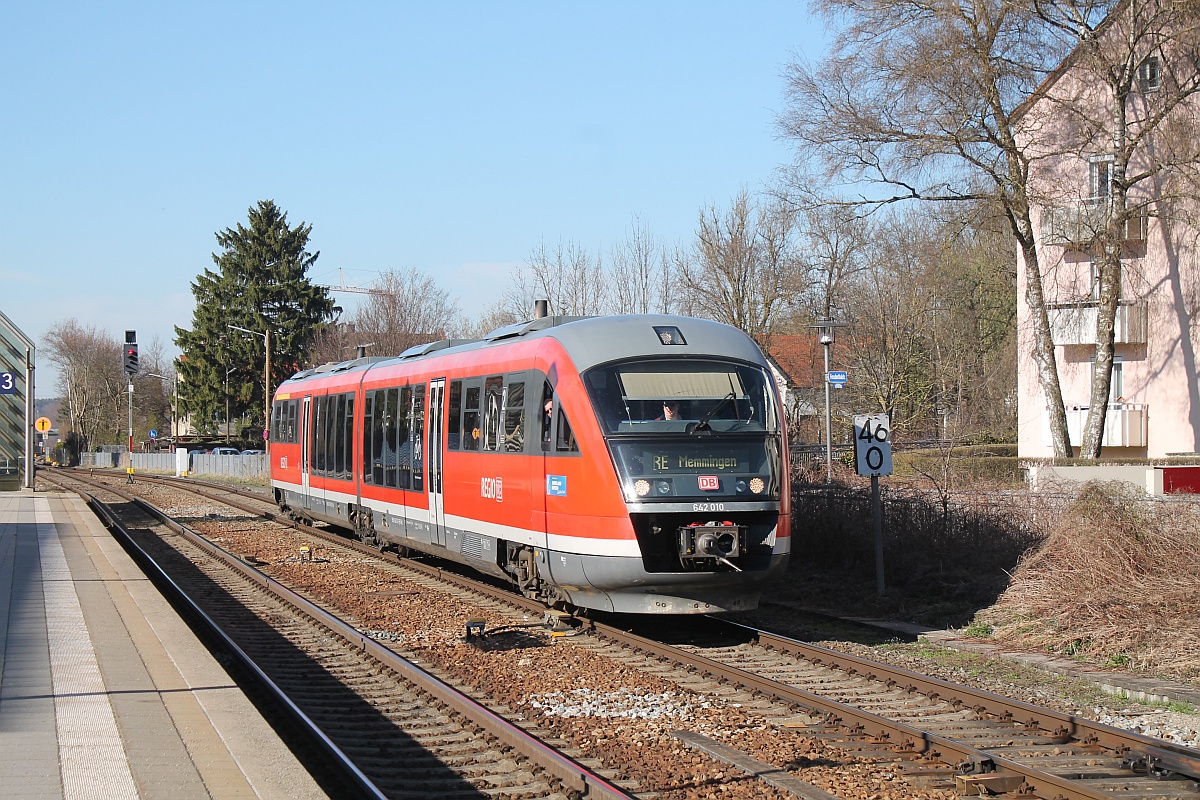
[1041,203,1148,247]
[1043,403,1147,448]
[1049,300,1146,345]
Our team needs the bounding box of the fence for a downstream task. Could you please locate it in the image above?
[79,451,268,481]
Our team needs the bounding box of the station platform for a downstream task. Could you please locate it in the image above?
[0,489,327,799]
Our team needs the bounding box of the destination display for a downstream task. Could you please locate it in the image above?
[621,443,755,475]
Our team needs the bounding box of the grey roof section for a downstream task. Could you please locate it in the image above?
[524,315,770,373]
[279,315,770,388]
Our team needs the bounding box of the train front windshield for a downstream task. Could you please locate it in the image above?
[584,359,784,502]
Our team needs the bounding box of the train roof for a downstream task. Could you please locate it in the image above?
[278,315,769,388]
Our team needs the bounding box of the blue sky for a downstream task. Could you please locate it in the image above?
[1,2,824,398]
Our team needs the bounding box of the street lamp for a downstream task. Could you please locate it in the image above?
[228,324,271,452]
[807,318,849,483]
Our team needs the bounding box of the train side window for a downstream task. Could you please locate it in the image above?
[326,395,338,477]
[287,400,298,443]
[362,393,374,484]
[333,393,346,478]
[311,397,320,474]
[271,403,282,443]
[342,394,354,480]
[447,381,462,450]
[504,380,525,452]
[371,391,385,485]
[462,385,481,451]
[397,387,412,489]
[383,388,399,488]
[313,396,327,475]
[483,376,503,452]
[411,384,425,491]
[556,408,578,452]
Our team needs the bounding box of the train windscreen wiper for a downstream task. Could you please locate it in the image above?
[689,391,737,434]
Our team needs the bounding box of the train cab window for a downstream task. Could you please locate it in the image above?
[540,383,554,450]
[462,385,481,451]
[448,381,463,450]
[556,408,578,453]
[271,403,282,443]
[411,385,425,491]
[584,360,778,435]
[483,376,503,451]
[504,380,524,452]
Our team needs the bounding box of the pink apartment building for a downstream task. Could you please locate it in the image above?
[1016,6,1200,459]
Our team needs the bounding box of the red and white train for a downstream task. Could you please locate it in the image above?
[269,313,790,614]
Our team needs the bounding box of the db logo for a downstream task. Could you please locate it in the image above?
[698,475,720,491]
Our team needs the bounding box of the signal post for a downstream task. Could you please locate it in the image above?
[124,330,138,481]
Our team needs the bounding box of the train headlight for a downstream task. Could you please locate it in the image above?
[736,479,747,494]
[749,477,765,494]
[634,479,651,497]
[655,479,672,495]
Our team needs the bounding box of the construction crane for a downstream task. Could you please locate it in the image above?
[317,269,388,296]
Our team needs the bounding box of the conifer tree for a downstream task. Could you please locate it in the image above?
[175,200,337,436]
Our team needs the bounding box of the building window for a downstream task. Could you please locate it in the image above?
[1110,361,1124,406]
[1089,156,1113,204]
[1138,54,1161,92]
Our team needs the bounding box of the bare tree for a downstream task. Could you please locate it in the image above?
[308,268,460,362]
[457,302,520,340]
[609,216,673,314]
[43,320,125,451]
[795,201,872,320]
[677,191,806,346]
[780,0,1077,454]
[839,216,941,437]
[506,240,609,317]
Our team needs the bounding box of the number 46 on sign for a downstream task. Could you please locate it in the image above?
[853,414,893,477]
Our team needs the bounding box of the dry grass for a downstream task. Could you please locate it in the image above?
[976,482,1200,679]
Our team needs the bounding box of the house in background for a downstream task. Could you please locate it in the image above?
[762,333,823,441]
[1015,6,1200,459]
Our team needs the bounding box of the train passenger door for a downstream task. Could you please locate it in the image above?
[300,395,313,509]
[428,379,447,546]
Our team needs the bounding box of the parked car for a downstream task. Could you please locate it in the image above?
[240,449,264,456]
[210,446,240,455]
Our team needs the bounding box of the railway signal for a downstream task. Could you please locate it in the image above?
[123,330,139,375]
[124,330,137,480]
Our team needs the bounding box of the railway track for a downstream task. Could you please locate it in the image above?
[43,470,634,800]
[53,469,1200,800]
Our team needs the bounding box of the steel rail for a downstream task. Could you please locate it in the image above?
[50,476,389,800]
[49,470,635,800]
[732,620,1200,781]
[77,470,1200,799]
